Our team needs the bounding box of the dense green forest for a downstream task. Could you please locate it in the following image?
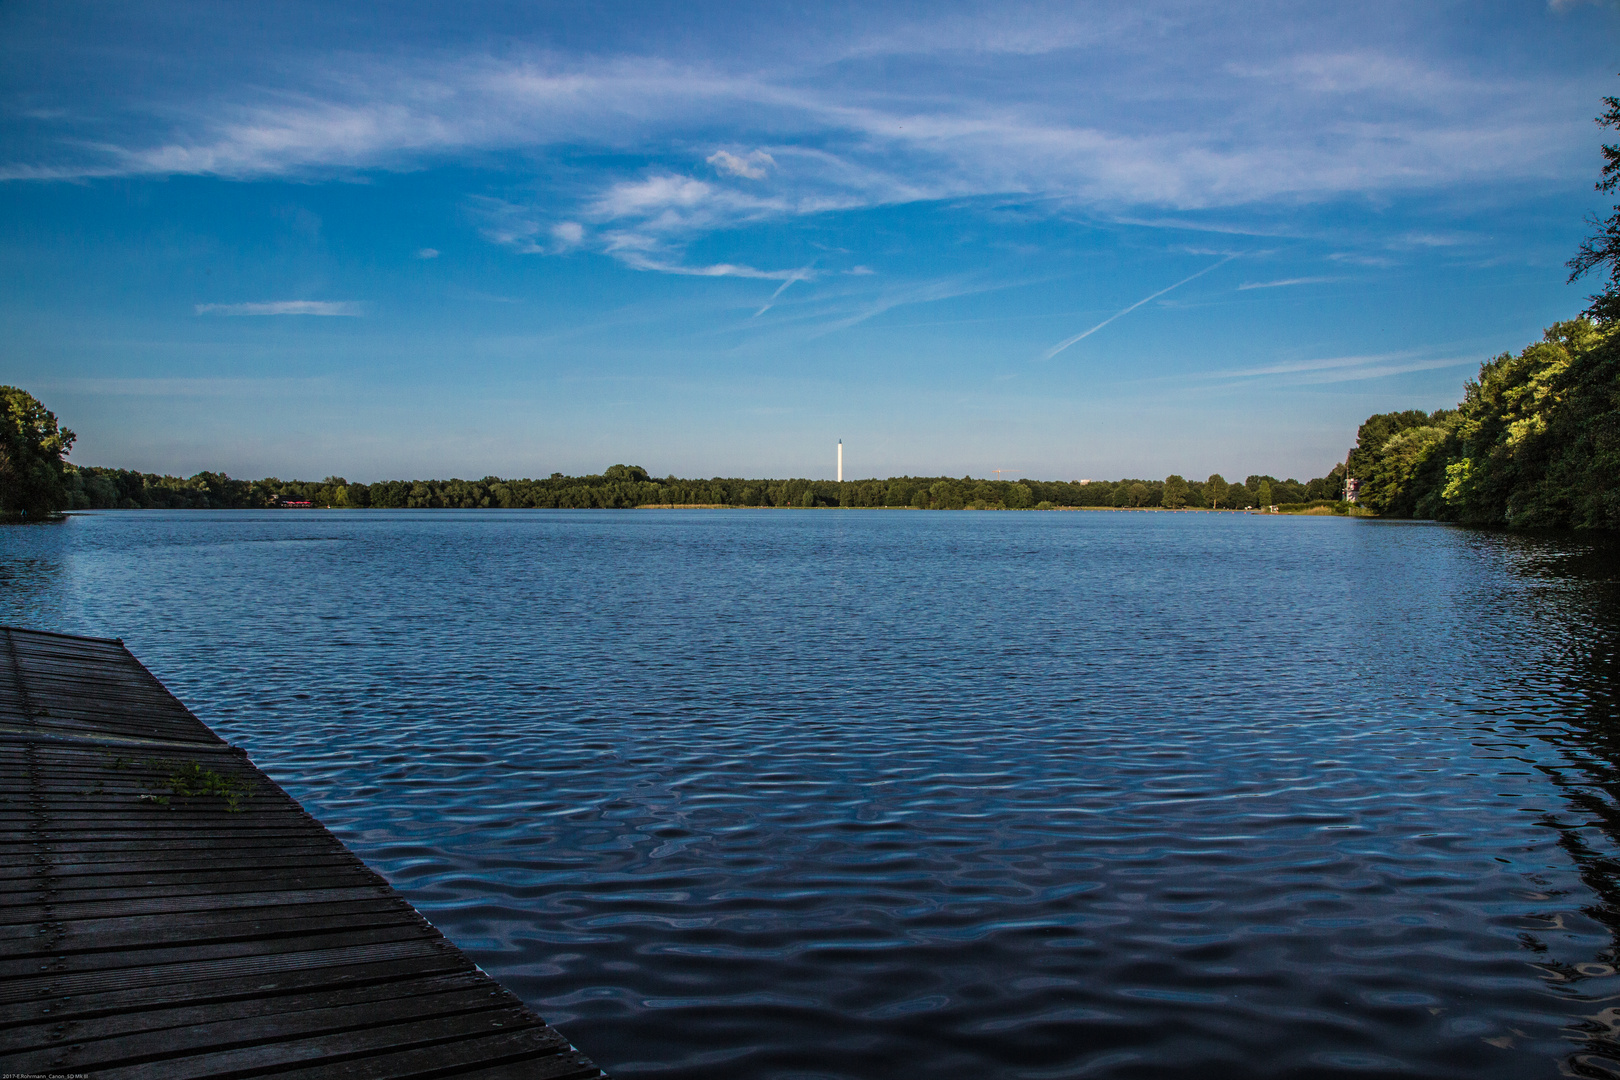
[55,460,1343,513]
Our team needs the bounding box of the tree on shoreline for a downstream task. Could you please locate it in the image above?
[1568,87,1620,323]
[0,386,76,519]
[1162,475,1190,509]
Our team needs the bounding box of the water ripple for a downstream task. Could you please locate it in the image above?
[4,509,1620,1078]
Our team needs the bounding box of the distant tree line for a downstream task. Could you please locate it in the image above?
[0,384,1356,519]
[56,460,1347,513]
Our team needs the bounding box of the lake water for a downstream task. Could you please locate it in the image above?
[4,508,1620,1078]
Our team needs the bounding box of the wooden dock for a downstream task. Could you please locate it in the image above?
[0,626,605,1079]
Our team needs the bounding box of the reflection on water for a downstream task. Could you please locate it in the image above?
[4,510,1620,1078]
[1489,535,1620,1079]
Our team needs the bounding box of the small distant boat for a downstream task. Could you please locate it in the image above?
[279,499,313,508]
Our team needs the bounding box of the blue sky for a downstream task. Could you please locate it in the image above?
[3,1,1617,482]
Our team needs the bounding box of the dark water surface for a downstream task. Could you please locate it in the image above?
[4,509,1620,1078]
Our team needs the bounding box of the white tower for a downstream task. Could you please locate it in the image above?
[837,440,843,483]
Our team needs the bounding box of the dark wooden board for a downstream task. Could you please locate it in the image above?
[0,967,497,1039]
[96,1022,596,1080]
[264,1034,603,1080]
[5,989,536,1070]
[0,935,457,1005]
[0,853,367,885]
[0,884,403,925]
[0,957,482,1036]
[0,626,605,1078]
[0,868,383,904]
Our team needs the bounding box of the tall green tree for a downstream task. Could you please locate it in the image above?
[1423,320,1615,528]
[0,387,76,518]
[1568,88,1620,323]
[1206,473,1226,510]
[1162,474,1189,509]
[1347,410,1434,482]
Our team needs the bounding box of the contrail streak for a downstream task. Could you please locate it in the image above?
[754,262,816,317]
[1038,254,1237,361]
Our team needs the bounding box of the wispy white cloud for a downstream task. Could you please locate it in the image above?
[708,149,774,179]
[5,24,1589,216]
[591,174,719,219]
[29,376,333,397]
[1289,357,1475,384]
[1212,350,1473,383]
[416,247,440,258]
[195,300,364,316]
[481,170,842,277]
[3,9,1599,299]
[1389,231,1478,248]
[474,198,589,255]
[1226,50,1465,97]
[1328,251,1397,267]
[1236,276,1337,290]
[780,274,1026,339]
[611,254,807,280]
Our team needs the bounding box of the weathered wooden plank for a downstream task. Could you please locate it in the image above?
[0,818,332,837]
[4,985,532,1066]
[0,903,429,958]
[19,680,187,703]
[0,952,473,1029]
[442,1055,607,1080]
[0,853,366,883]
[11,710,214,732]
[0,843,360,869]
[8,674,187,700]
[0,873,377,903]
[0,835,366,856]
[0,761,251,779]
[0,884,400,925]
[0,936,459,1005]
[0,815,315,832]
[0,966,494,1038]
[0,859,365,888]
[0,881,378,908]
[0,923,439,986]
[66,1007,550,1079]
[0,885,393,917]
[268,1036,602,1080]
[0,803,315,821]
[13,700,200,720]
[0,868,379,904]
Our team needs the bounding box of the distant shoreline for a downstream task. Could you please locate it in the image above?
[633,504,1287,513]
[58,465,1353,515]
[61,502,1342,515]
